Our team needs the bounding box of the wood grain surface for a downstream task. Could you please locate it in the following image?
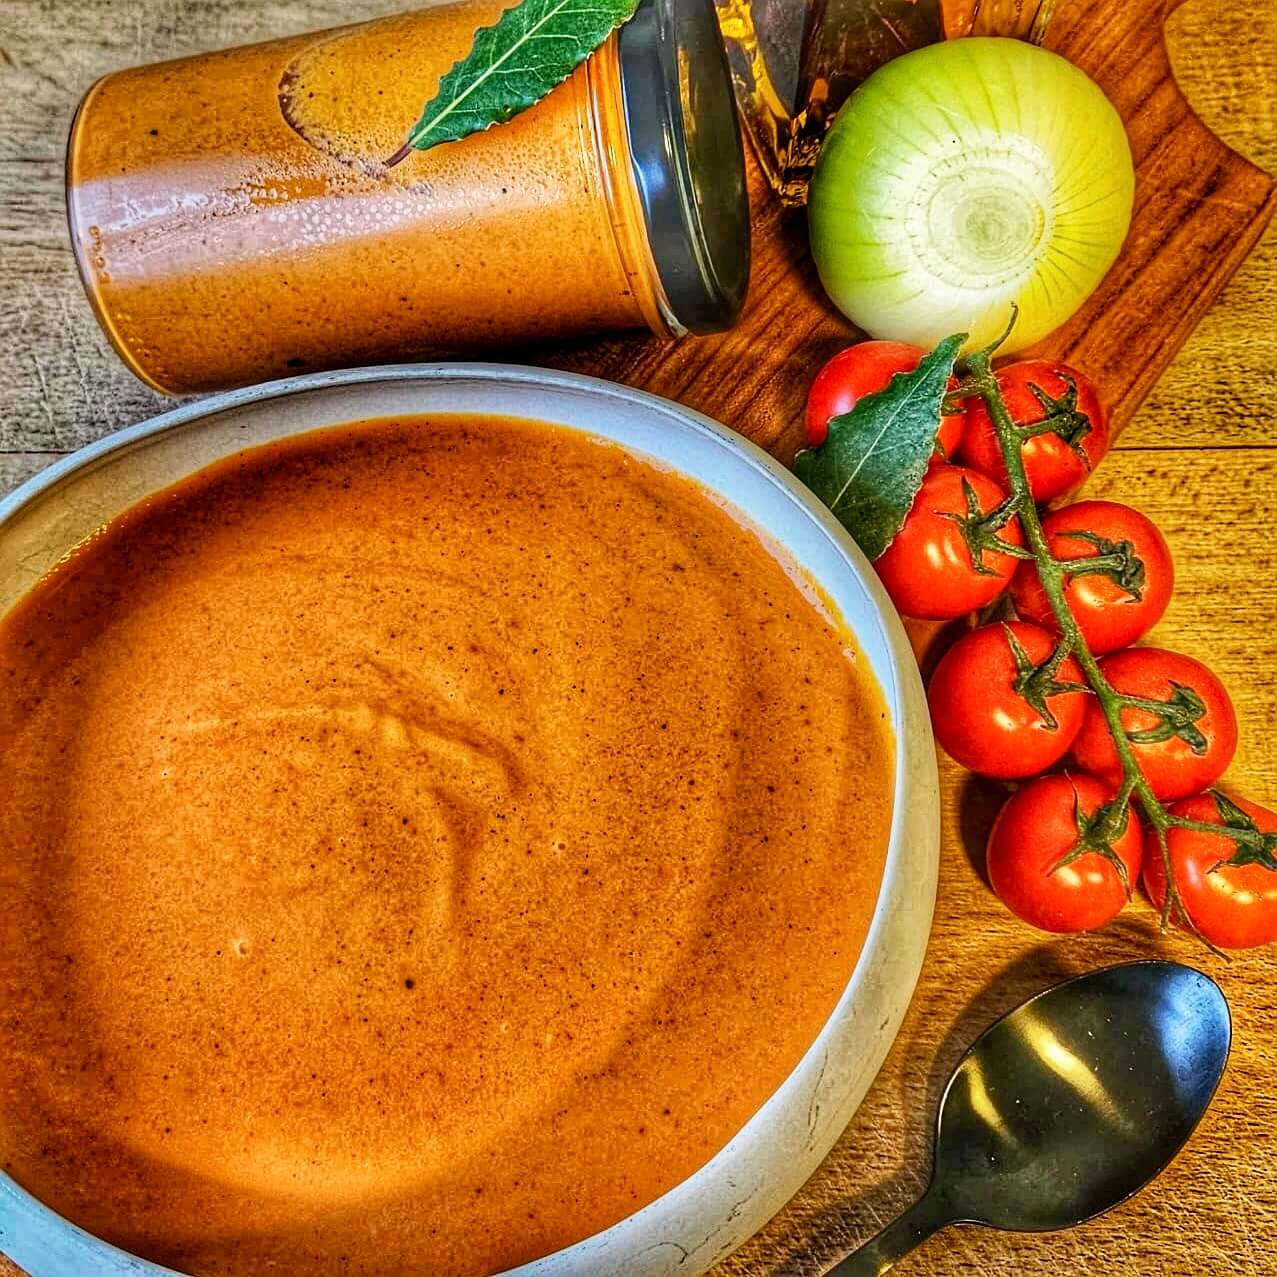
[1,0,1274,1274]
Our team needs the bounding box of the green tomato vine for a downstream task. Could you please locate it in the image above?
[954,321,1270,951]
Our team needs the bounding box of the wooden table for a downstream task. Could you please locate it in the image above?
[1,0,1274,1273]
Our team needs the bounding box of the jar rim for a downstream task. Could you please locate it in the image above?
[618,0,752,334]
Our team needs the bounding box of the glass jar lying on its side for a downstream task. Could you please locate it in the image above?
[66,0,750,394]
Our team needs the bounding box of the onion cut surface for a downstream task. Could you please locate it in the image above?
[808,38,1135,353]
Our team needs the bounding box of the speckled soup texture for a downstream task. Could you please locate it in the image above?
[0,415,894,1276]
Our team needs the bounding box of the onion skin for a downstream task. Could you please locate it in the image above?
[807,37,1135,353]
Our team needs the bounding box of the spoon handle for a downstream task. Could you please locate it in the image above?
[822,1188,953,1276]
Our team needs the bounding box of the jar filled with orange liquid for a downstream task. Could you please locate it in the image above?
[66,0,749,394]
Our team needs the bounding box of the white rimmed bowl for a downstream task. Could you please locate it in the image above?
[0,365,939,1277]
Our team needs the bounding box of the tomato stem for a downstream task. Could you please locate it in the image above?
[1169,816,1268,847]
[963,344,1240,953]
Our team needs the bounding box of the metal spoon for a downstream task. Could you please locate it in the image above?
[826,960,1230,1276]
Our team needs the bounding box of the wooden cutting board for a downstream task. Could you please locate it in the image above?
[539,0,1276,668]
[543,0,1275,458]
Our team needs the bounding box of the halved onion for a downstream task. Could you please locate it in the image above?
[808,37,1135,353]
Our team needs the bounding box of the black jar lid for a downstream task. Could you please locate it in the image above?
[618,0,751,334]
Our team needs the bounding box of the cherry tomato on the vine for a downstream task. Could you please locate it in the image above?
[987,772,1143,934]
[873,466,1024,621]
[805,340,963,459]
[1143,792,1277,949]
[959,360,1110,503]
[927,621,1088,779]
[1071,647,1238,801]
[1011,500,1174,654]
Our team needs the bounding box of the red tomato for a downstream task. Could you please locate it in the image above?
[1011,501,1174,654]
[927,621,1088,779]
[874,466,1024,621]
[1143,792,1277,949]
[987,773,1143,933]
[959,360,1110,503]
[1071,648,1238,800]
[805,340,963,460]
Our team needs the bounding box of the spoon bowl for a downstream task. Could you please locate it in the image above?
[829,961,1231,1274]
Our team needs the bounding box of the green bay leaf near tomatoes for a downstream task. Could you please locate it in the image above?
[794,333,963,560]
[395,0,640,158]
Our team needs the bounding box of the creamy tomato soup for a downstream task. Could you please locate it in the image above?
[0,416,892,1275]
[66,3,673,393]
